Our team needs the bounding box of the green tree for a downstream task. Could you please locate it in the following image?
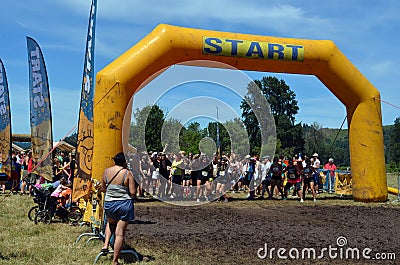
[240,76,302,156]
[130,105,164,152]
[223,118,251,158]
[179,122,204,154]
[207,122,230,155]
[161,118,184,154]
[303,122,327,162]
[387,117,400,166]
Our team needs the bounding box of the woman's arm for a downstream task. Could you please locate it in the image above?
[62,167,70,178]
[100,169,107,193]
[127,171,136,197]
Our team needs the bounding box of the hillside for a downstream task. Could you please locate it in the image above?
[317,124,394,167]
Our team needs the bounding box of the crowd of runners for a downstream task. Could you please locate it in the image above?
[0,147,338,204]
[127,150,338,203]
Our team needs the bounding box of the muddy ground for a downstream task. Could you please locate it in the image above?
[124,198,399,265]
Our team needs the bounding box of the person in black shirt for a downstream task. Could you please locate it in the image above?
[156,153,171,199]
[302,159,317,202]
[268,157,284,200]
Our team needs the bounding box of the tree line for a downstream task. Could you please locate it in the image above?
[62,76,400,171]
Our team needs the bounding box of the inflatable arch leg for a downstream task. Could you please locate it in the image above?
[93,24,387,202]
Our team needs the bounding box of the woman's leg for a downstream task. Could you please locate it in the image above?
[310,182,316,200]
[20,180,26,194]
[276,180,284,199]
[302,182,308,199]
[196,179,202,200]
[112,219,129,265]
[102,216,116,250]
[269,180,275,199]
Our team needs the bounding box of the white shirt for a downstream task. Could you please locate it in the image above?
[261,161,271,180]
[313,158,320,169]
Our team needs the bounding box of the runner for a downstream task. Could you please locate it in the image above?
[260,156,271,199]
[170,153,184,199]
[228,153,241,193]
[183,156,192,198]
[283,159,303,202]
[268,157,284,200]
[128,153,145,198]
[215,155,230,202]
[140,153,151,197]
[156,152,171,199]
[302,158,317,202]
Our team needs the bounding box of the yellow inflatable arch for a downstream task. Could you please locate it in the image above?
[93,24,387,202]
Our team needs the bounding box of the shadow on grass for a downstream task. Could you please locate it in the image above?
[118,243,155,263]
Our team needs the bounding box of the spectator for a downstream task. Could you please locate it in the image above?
[323,158,337,193]
[20,151,29,195]
[68,151,77,184]
[0,155,7,194]
[53,158,69,182]
[100,152,136,265]
[27,151,38,195]
[11,156,21,193]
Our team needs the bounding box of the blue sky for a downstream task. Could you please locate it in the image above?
[1,0,400,140]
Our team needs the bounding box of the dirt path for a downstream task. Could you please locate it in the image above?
[125,201,399,264]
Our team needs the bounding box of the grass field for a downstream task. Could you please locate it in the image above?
[0,173,399,265]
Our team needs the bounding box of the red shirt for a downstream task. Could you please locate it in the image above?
[27,157,34,173]
[323,163,337,177]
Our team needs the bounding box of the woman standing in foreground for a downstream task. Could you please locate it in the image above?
[101,152,136,265]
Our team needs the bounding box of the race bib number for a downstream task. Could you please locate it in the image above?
[152,171,159,179]
[219,171,225,176]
